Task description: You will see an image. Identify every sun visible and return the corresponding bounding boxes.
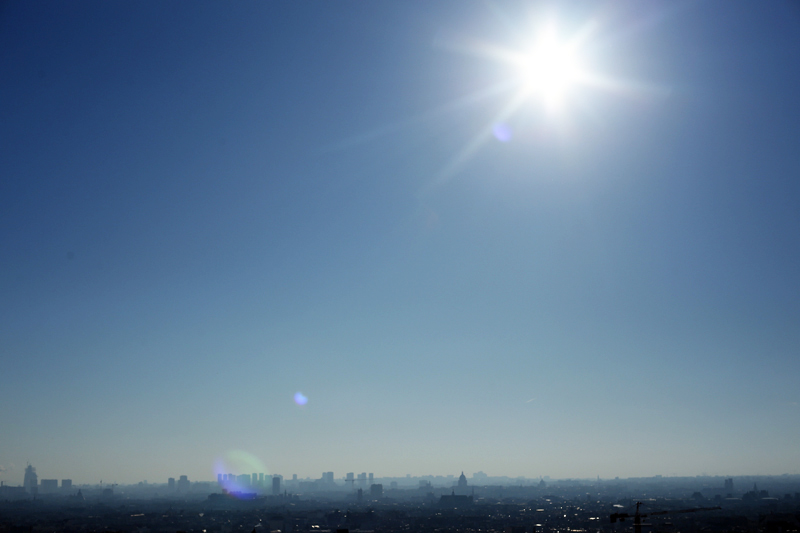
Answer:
[418,14,643,192]
[516,25,583,110]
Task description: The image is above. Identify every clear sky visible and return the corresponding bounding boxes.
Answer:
[2,1,800,485]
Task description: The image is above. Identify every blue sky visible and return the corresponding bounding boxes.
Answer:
[1,1,800,485]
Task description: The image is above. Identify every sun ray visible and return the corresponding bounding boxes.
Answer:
[321,80,516,154]
[419,13,655,195]
[421,88,530,197]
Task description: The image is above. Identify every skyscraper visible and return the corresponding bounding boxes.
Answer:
[23,465,37,494]
[272,475,280,495]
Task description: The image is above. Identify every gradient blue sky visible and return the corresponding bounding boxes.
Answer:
[2,1,800,485]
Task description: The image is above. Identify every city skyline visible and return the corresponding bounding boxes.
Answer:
[3,470,797,533]
[2,2,799,485]
[4,462,799,488]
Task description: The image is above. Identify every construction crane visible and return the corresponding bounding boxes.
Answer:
[610,501,721,533]
[345,476,369,490]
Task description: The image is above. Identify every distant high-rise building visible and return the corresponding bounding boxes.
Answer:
[259,473,264,484]
[168,478,175,490]
[358,472,367,486]
[272,475,281,495]
[370,484,383,498]
[323,472,334,484]
[23,465,37,494]
[177,475,190,492]
[346,472,354,486]
[217,474,223,484]
[253,473,259,486]
[61,479,72,491]
[369,473,374,485]
[725,478,734,492]
[237,474,251,486]
[40,479,58,493]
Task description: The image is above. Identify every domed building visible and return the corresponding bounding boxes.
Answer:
[441,472,473,506]
[453,471,470,495]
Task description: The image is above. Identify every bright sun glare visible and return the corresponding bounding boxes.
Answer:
[424,14,639,191]
[517,25,583,109]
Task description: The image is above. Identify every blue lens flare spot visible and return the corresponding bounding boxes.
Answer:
[294,392,308,406]
[212,450,269,498]
[492,123,513,142]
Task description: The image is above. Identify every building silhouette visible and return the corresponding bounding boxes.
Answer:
[23,465,37,494]
[40,479,58,493]
[453,471,469,495]
[440,490,474,508]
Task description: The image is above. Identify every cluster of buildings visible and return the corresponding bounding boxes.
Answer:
[166,475,191,493]
[214,472,391,501]
[0,465,73,498]
[217,472,284,495]
[4,474,800,533]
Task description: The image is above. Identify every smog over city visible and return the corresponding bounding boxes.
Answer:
[2,1,800,531]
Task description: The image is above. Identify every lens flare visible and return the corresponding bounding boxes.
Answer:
[492,123,513,142]
[213,450,269,498]
[294,392,308,406]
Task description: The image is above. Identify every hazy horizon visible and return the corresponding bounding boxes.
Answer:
[2,2,799,487]
[5,465,800,488]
